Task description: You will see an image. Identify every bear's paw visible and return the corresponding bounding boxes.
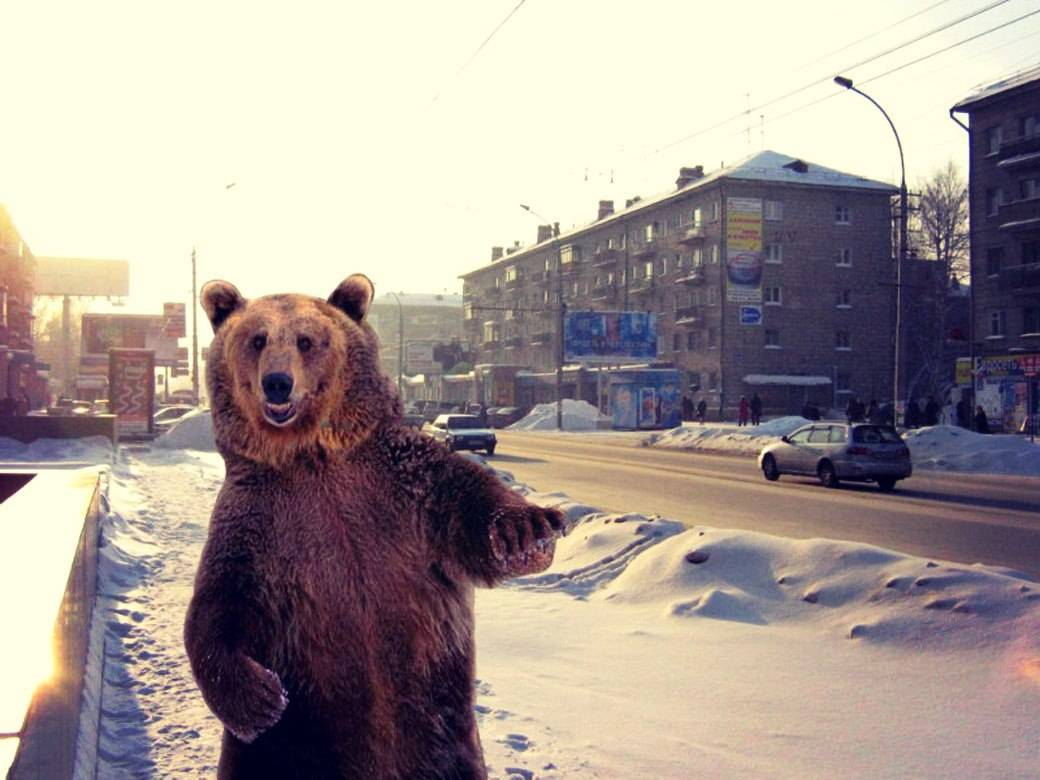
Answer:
[488,505,566,578]
[220,657,289,744]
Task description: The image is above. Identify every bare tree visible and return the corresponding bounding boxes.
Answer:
[906,160,970,401]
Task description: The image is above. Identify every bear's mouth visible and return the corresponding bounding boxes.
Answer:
[263,401,298,426]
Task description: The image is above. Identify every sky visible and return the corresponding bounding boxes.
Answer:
[3,0,1040,321]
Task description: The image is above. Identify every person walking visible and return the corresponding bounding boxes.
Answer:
[974,405,990,434]
[956,396,971,429]
[681,394,694,423]
[738,396,750,427]
[924,396,940,427]
[750,393,762,426]
[696,398,707,425]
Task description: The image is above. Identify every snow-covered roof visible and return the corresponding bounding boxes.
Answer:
[743,374,832,386]
[953,62,1040,112]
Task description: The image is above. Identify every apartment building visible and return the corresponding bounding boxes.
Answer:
[952,64,1040,432]
[461,151,897,417]
[0,205,42,406]
[368,292,466,380]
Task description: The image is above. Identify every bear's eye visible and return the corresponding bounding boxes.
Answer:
[252,334,266,351]
[297,336,313,353]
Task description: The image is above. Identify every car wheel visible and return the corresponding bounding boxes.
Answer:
[817,461,840,488]
[762,455,780,481]
[486,444,496,456]
[876,477,897,492]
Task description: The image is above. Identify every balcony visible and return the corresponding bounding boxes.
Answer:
[998,197,1040,232]
[631,238,660,259]
[504,336,523,349]
[485,285,502,297]
[998,134,1040,170]
[504,276,524,289]
[561,262,583,278]
[628,278,654,295]
[591,247,621,266]
[529,330,553,345]
[481,338,500,348]
[673,266,705,285]
[998,262,1040,293]
[674,306,703,326]
[675,225,706,244]
[591,285,617,302]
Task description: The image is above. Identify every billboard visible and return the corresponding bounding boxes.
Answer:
[405,342,437,374]
[163,303,186,339]
[564,311,657,363]
[35,256,130,297]
[608,369,682,430]
[109,349,155,437]
[725,198,763,303]
[82,312,185,368]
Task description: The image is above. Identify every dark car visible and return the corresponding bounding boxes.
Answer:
[488,406,527,428]
[424,414,496,455]
[422,401,463,423]
[758,422,912,492]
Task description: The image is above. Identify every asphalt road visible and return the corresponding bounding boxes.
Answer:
[491,430,1040,580]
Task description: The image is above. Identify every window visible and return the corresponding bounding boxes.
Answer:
[644,223,657,242]
[1027,241,1040,265]
[708,327,718,348]
[675,253,686,269]
[709,371,719,390]
[673,332,682,351]
[544,257,552,272]
[710,244,719,264]
[687,331,697,350]
[764,243,782,264]
[989,310,1006,338]
[764,200,783,221]
[606,271,615,285]
[709,201,720,222]
[1023,113,1040,138]
[764,285,782,305]
[560,245,581,265]
[765,329,781,348]
[837,289,852,308]
[464,303,475,320]
[986,247,1004,276]
[707,286,718,305]
[808,428,831,444]
[835,205,851,224]
[658,256,668,275]
[571,282,579,297]
[836,330,851,350]
[1023,306,1040,335]
[505,265,519,282]
[692,247,704,266]
[986,188,1004,216]
[1022,178,1039,200]
[692,207,703,227]
[788,428,812,444]
[483,322,499,343]
[986,125,1003,155]
[644,260,655,278]
[836,372,851,393]
[836,248,852,267]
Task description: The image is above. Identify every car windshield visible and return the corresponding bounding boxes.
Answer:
[446,416,482,429]
[853,425,902,444]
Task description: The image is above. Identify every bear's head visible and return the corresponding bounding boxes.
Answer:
[201,274,400,467]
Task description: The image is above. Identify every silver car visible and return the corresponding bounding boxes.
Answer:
[424,414,497,456]
[758,423,911,492]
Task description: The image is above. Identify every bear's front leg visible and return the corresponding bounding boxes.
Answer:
[486,503,566,578]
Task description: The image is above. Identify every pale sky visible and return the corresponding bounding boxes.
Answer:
[3,0,1039,320]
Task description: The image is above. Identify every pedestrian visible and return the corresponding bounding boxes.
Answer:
[737,396,750,427]
[681,394,694,423]
[801,401,819,421]
[924,396,940,427]
[904,398,920,429]
[974,405,990,434]
[846,396,859,424]
[750,392,762,426]
[696,398,707,425]
[956,396,971,429]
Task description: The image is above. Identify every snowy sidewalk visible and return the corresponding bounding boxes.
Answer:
[80,444,1040,779]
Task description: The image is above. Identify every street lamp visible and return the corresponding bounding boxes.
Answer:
[834,75,908,424]
[520,204,564,430]
[387,291,404,394]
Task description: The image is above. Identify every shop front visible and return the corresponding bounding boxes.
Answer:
[973,353,1039,434]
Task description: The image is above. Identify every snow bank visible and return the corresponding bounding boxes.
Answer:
[155,409,216,451]
[645,415,809,456]
[902,425,1040,477]
[0,435,113,463]
[507,399,610,431]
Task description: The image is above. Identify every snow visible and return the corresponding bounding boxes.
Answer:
[45,438,1035,779]
[154,409,216,452]
[647,420,1040,477]
[507,399,610,431]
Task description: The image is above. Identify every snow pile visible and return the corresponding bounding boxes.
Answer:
[507,399,610,431]
[0,435,113,463]
[155,409,217,452]
[644,415,810,455]
[901,425,1040,476]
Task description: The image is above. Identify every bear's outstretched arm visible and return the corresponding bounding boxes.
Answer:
[184,506,288,744]
[419,444,566,587]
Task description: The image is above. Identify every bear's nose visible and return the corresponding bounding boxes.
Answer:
[262,372,294,404]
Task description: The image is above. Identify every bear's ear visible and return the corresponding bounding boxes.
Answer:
[201,280,246,331]
[328,274,374,323]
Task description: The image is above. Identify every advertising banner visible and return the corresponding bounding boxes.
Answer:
[726,198,763,303]
[405,342,437,374]
[109,349,155,437]
[564,311,657,363]
[163,302,186,339]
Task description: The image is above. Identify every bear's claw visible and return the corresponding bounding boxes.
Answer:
[488,505,565,577]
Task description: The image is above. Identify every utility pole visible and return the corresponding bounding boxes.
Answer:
[554,222,564,431]
[191,246,199,405]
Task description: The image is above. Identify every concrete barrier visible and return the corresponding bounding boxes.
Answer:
[0,469,103,779]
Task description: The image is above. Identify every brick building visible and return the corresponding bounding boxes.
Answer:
[461,151,898,418]
[0,205,42,408]
[952,65,1040,432]
[368,292,466,385]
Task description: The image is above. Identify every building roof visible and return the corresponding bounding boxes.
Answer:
[370,292,463,309]
[952,62,1040,112]
[461,150,896,279]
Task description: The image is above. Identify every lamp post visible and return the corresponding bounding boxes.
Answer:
[834,76,908,424]
[520,204,564,430]
[387,291,404,394]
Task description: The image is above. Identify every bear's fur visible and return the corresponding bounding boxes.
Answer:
[184,275,564,779]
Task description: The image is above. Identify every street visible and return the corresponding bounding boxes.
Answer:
[493,430,1040,580]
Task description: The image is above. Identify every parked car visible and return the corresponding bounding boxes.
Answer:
[153,404,196,433]
[423,414,496,455]
[758,422,911,492]
[402,403,425,429]
[488,406,527,429]
[422,401,464,423]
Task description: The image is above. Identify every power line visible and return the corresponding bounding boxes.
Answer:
[650,0,1013,156]
[430,0,528,105]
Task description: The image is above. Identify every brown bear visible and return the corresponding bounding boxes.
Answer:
[184,274,564,779]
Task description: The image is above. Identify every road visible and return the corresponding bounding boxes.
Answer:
[491,430,1040,580]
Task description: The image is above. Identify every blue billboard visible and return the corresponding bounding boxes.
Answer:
[564,311,658,363]
[609,369,682,430]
